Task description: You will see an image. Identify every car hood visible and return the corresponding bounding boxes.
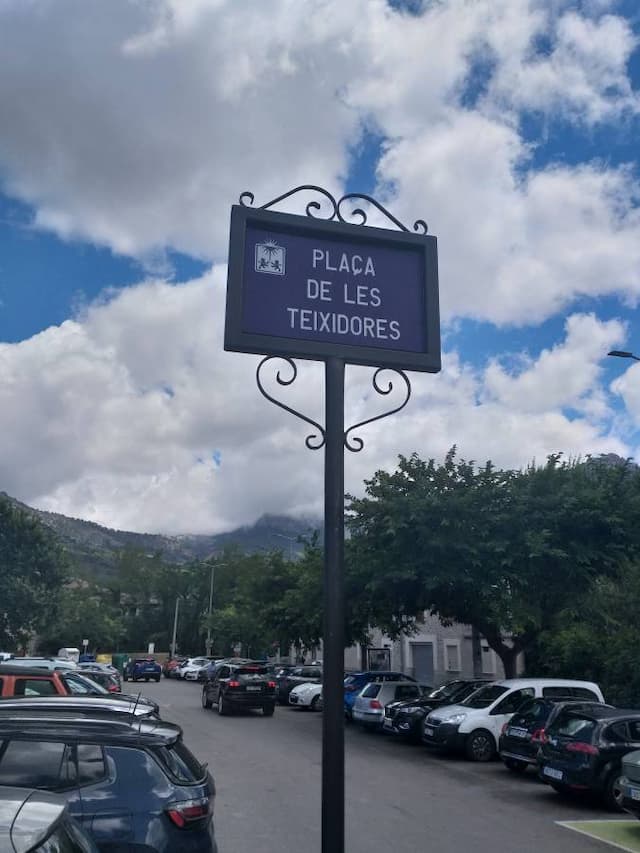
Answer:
[388,699,433,712]
[428,703,470,721]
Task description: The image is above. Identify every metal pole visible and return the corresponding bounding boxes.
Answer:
[170,596,180,659]
[322,356,345,853]
[206,564,215,656]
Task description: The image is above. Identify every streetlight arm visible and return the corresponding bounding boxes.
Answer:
[608,350,640,361]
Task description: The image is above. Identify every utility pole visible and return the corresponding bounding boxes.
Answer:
[170,596,180,659]
[206,564,215,656]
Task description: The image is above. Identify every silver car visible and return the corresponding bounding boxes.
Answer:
[353,680,423,728]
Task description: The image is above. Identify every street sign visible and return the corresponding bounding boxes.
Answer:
[225,205,440,372]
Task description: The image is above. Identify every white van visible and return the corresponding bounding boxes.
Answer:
[57,647,80,663]
[422,678,604,761]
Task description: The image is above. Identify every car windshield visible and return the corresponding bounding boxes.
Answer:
[237,666,268,676]
[63,672,108,695]
[426,682,466,701]
[461,685,508,708]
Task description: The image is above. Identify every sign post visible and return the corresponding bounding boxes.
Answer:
[225,186,440,853]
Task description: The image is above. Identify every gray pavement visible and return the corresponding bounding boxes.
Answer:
[144,678,613,852]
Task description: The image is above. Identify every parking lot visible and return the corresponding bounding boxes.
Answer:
[146,678,621,853]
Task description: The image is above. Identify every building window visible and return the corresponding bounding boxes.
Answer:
[444,641,461,672]
[481,643,495,674]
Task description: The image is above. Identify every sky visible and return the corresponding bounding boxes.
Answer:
[0,0,639,535]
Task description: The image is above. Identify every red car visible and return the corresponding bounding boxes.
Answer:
[163,657,186,678]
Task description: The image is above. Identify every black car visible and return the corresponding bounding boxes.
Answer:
[500,698,611,773]
[275,665,322,705]
[538,705,640,809]
[620,750,640,818]
[384,679,491,743]
[0,707,218,852]
[0,787,98,852]
[72,667,122,693]
[202,661,277,716]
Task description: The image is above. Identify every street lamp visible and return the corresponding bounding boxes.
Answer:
[205,561,226,657]
[608,350,640,361]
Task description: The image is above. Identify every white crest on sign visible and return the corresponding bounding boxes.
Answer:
[255,239,286,275]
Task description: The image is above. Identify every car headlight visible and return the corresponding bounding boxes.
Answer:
[440,713,467,724]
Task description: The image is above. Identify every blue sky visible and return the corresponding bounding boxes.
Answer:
[0,0,639,533]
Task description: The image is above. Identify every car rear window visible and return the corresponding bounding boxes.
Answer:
[153,741,206,784]
[549,713,597,743]
[362,684,381,699]
[237,666,268,676]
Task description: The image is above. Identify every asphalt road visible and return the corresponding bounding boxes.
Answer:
[143,678,613,853]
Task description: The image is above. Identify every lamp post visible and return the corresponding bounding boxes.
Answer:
[608,350,640,362]
[205,561,226,657]
[170,596,180,659]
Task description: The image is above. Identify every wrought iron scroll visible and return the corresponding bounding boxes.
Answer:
[343,369,411,452]
[256,356,326,450]
[240,186,427,234]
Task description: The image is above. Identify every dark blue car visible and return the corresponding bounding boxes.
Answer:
[123,657,162,682]
[0,708,217,852]
[344,671,416,719]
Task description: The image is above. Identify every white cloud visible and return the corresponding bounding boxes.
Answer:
[0,278,631,532]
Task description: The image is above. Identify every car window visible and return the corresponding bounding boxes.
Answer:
[362,684,381,698]
[217,666,230,679]
[492,688,535,715]
[15,678,58,697]
[74,744,107,785]
[628,721,640,741]
[153,741,206,784]
[570,687,600,701]
[461,685,509,708]
[605,723,628,743]
[550,713,597,743]
[63,673,105,695]
[0,739,66,788]
[302,668,321,679]
[395,685,420,701]
[543,687,579,699]
[237,666,268,676]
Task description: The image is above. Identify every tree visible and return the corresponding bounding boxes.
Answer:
[38,583,126,654]
[348,449,640,677]
[0,494,67,650]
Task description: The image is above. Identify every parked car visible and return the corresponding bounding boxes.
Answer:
[344,671,416,720]
[4,657,78,671]
[0,787,98,853]
[538,704,640,810]
[353,681,423,729]
[0,695,159,719]
[289,682,323,710]
[202,661,276,716]
[620,750,640,818]
[77,661,119,677]
[72,667,122,693]
[0,707,218,852]
[0,665,159,714]
[276,664,322,704]
[123,657,162,682]
[499,697,611,773]
[423,678,605,762]
[384,679,491,743]
[163,657,187,678]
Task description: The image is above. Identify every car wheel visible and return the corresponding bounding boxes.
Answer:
[504,758,528,773]
[202,689,212,709]
[263,704,275,717]
[465,730,496,762]
[218,694,229,716]
[605,769,625,811]
[155,676,160,682]
[310,696,320,712]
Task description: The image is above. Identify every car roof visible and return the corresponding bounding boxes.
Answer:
[0,708,181,745]
[557,705,640,722]
[0,696,156,716]
[0,665,64,677]
[487,678,601,689]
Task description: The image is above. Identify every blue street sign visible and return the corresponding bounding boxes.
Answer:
[225,205,440,373]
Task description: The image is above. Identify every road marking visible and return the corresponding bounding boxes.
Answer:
[558,820,640,852]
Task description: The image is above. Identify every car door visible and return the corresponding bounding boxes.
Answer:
[488,688,536,741]
[79,745,135,846]
[213,665,230,702]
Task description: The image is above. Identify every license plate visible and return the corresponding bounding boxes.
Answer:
[508,727,529,739]
[543,766,563,781]
[246,686,261,692]
[424,726,435,737]
[631,788,640,802]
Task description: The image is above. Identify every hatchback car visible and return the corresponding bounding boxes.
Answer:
[288,682,322,710]
[123,657,162,682]
[499,697,611,773]
[344,671,416,720]
[538,705,640,809]
[0,787,98,853]
[353,681,423,729]
[202,661,277,716]
[384,679,490,743]
[276,665,322,704]
[0,708,218,852]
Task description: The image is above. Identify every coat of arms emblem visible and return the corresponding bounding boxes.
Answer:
[255,239,286,275]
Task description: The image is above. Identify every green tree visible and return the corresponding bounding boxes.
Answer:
[348,449,640,677]
[0,495,67,650]
[38,583,126,654]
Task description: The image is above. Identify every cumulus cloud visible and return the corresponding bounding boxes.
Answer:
[0,278,630,532]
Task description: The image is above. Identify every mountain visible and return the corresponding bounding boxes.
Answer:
[1,492,321,579]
